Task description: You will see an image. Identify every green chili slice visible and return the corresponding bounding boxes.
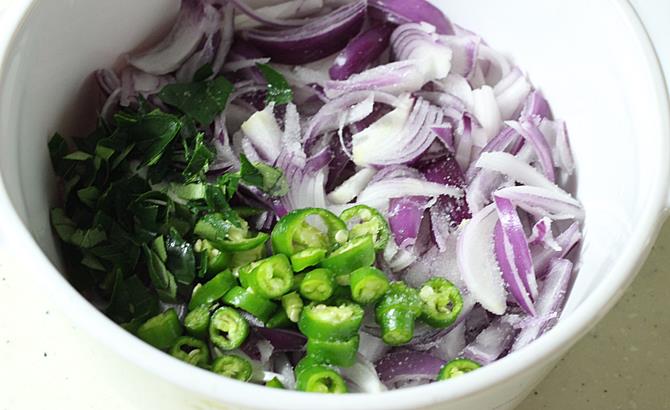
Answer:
[296,363,347,393]
[194,239,231,274]
[419,277,463,328]
[239,254,294,299]
[375,282,422,346]
[136,309,182,350]
[266,377,285,389]
[222,286,277,323]
[212,354,253,382]
[188,270,236,310]
[170,336,210,367]
[299,268,336,303]
[350,267,390,305]
[266,309,292,329]
[209,307,249,350]
[298,303,364,340]
[281,291,304,323]
[437,358,481,380]
[340,205,390,251]
[194,213,269,252]
[306,335,360,368]
[320,235,375,284]
[271,208,348,256]
[184,305,211,339]
[290,247,327,272]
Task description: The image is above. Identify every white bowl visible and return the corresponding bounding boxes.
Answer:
[0,0,668,409]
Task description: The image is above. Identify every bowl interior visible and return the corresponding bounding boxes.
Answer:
[0,0,668,408]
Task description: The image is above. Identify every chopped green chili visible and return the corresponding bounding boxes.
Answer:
[419,277,463,328]
[209,307,249,350]
[194,213,269,252]
[212,354,253,382]
[188,270,236,310]
[136,309,182,350]
[320,235,376,284]
[340,205,390,251]
[306,335,360,367]
[266,309,292,329]
[222,286,277,323]
[290,247,327,272]
[194,239,231,274]
[239,254,294,299]
[350,266,390,305]
[375,282,422,346]
[170,336,210,367]
[281,291,304,323]
[298,303,364,340]
[271,208,348,256]
[265,377,285,389]
[295,357,347,394]
[299,268,336,302]
[437,358,481,380]
[184,305,211,339]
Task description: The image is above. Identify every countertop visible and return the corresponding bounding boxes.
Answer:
[1,1,669,409]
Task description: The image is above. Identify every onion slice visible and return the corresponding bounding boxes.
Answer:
[368,0,455,35]
[457,204,507,314]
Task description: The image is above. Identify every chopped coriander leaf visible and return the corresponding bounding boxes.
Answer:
[239,154,289,197]
[159,76,233,126]
[257,63,293,105]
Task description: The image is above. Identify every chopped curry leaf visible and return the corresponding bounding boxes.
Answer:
[257,63,293,105]
[159,76,233,126]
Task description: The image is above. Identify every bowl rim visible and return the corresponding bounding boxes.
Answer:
[0,0,669,408]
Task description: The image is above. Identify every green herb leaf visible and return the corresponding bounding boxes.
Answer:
[239,154,289,197]
[165,228,196,286]
[51,208,76,242]
[48,133,69,176]
[257,63,293,105]
[127,110,182,167]
[69,227,107,249]
[159,76,234,126]
[182,133,214,183]
[106,273,159,323]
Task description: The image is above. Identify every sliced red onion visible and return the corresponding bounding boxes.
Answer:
[242,0,366,65]
[388,196,429,248]
[327,167,377,205]
[457,204,507,315]
[476,44,512,86]
[528,217,561,251]
[506,120,555,182]
[475,152,562,194]
[255,327,307,352]
[95,69,120,95]
[494,185,584,221]
[128,0,218,75]
[430,322,467,361]
[356,176,462,212]
[375,350,446,387]
[494,68,532,120]
[229,0,322,29]
[303,90,398,146]
[402,243,464,290]
[324,60,432,99]
[493,221,536,316]
[461,317,515,365]
[440,35,480,78]
[432,125,454,152]
[512,258,573,351]
[455,114,474,171]
[435,74,474,112]
[554,120,575,177]
[391,23,453,81]
[531,222,581,277]
[368,0,455,35]
[464,126,518,182]
[272,353,297,389]
[240,104,283,163]
[340,354,386,393]
[419,153,471,248]
[465,169,506,215]
[351,96,444,167]
[358,332,390,364]
[470,85,503,147]
[100,88,121,123]
[330,23,396,81]
[520,90,552,121]
[120,67,175,107]
[494,196,538,301]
